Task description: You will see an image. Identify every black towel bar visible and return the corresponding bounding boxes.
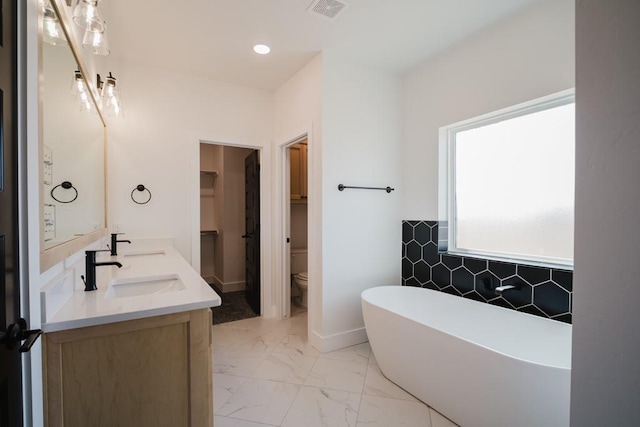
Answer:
[338,184,394,193]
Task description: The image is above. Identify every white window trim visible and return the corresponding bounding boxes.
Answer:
[438,89,575,269]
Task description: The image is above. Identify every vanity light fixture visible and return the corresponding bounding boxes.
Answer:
[70,70,93,112]
[43,0,68,46]
[70,70,86,96]
[97,72,124,118]
[253,44,271,55]
[82,20,110,56]
[70,70,124,116]
[73,0,109,55]
[72,0,104,31]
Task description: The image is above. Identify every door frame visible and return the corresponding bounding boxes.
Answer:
[279,133,309,319]
[2,0,33,423]
[275,124,315,326]
[189,134,273,317]
[17,0,34,424]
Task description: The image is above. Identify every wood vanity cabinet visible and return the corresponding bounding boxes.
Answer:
[290,142,308,203]
[42,309,213,427]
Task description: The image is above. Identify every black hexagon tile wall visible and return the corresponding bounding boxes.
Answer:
[402,220,572,324]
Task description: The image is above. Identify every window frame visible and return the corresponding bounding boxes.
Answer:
[438,89,575,269]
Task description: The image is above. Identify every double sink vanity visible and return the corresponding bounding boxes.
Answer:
[40,237,221,427]
[36,3,220,426]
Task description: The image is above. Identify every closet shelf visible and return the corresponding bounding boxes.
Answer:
[200,170,217,197]
[200,230,218,236]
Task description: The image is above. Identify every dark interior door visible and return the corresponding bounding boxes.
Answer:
[244,150,260,314]
[0,0,23,425]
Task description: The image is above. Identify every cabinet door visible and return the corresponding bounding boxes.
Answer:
[290,144,308,203]
[43,310,212,427]
[289,146,303,201]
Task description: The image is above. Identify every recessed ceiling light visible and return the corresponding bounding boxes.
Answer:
[253,44,271,55]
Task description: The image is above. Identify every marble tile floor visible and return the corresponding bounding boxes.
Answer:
[212,307,459,427]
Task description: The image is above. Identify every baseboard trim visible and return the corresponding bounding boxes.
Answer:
[221,281,246,293]
[310,327,369,353]
[207,275,246,293]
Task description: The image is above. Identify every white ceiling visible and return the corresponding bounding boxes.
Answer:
[102,0,543,91]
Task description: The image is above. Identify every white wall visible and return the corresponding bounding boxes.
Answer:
[319,52,402,350]
[106,60,274,262]
[275,52,402,351]
[571,1,640,425]
[401,0,575,221]
[274,55,323,154]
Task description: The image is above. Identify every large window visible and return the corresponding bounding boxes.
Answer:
[438,90,575,267]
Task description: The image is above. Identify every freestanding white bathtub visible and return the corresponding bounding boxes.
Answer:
[362,286,571,427]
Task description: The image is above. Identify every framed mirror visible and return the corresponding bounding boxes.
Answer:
[40,0,106,271]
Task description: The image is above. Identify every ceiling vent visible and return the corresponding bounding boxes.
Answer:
[307,0,349,21]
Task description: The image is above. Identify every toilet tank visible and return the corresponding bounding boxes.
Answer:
[290,249,308,274]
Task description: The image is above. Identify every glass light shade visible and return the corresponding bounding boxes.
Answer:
[102,93,123,117]
[72,0,103,31]
[100,74,117,99]
[82,21,110,56]
[100,73,123,118]
[43,2,68,46]
[76,91,93,112]
[70,70,95,113]
[70,70,86,97]
[105,99,123,118]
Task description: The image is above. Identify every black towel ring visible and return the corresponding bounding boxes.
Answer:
[131,184,152,205]
[50,181,78,203]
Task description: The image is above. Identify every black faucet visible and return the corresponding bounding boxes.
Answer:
[110,233,132,256]
[82,250,123,291]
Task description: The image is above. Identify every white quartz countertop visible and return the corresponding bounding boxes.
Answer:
[41,243,221,333]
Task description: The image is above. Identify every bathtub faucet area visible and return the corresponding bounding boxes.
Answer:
[494,283,521,295]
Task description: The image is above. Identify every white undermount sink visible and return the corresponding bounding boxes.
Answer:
[105,274,185,298]
[122,249,166,257]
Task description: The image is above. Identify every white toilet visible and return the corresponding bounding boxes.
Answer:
[291,249,308,307]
